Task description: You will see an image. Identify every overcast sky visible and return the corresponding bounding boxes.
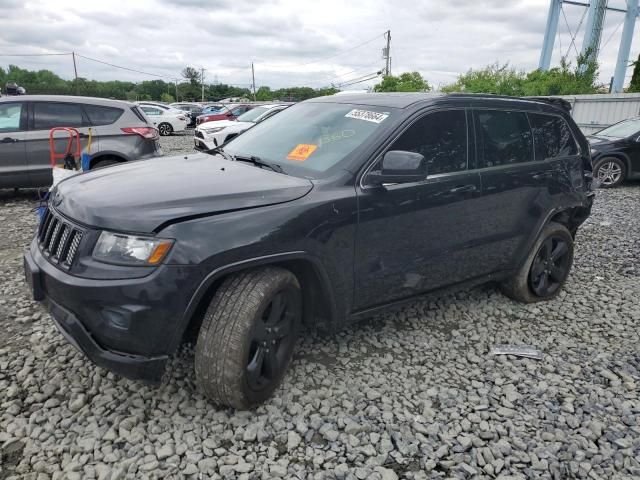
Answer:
[1,0,638,91]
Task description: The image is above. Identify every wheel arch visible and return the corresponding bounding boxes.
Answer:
[89,152,128,169]
[173,252,338,350]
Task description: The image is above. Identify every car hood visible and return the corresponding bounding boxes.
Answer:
[587,135,617,147]
[53,153,313,233]
[198,119,237,130]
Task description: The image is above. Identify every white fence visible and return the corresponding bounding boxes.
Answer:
[557,93,640,135]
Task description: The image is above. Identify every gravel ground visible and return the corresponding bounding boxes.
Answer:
[1,133,639,479]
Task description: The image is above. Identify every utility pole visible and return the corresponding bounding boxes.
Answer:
[251,62,256,101]
[201,67,205,102]
[175,79,178,101]
[383,30,391,76]
[72,51,79,94]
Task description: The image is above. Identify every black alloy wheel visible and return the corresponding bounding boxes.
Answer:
[246,288,300,392]
[528,235,571,297]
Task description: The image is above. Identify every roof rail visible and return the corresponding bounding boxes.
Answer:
[526,96,572,112]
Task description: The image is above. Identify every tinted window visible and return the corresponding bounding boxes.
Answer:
[529,113,578,160]
[33,103,84,130]
[388,109,467,175]
[474,110,533,167]
[0,103,23,132]
[84,105,123,126]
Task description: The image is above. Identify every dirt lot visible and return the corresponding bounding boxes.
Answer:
[1,133,639,479]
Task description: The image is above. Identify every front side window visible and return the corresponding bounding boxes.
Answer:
[388,109,468,175]
[474,110,533,167]
[33,102,84,130]
[0,103,23,132]
[225,102,394,178]
[529,113,578,160]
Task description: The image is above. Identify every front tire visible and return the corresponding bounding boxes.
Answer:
[91,158,120,170]
[593,157,626,188]
[500,222,574,303]
[158,122,173,136]
[195,267,302,409]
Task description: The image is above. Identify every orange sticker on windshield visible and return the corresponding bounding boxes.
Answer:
[287,144,317,161]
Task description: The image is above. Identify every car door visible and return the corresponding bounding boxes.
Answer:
[25,101,92,186]
[0,101,29,188]
[473,108,549,272]
[354,108,486,310]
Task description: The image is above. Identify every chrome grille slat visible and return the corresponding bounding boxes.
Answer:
[37,208,85,269]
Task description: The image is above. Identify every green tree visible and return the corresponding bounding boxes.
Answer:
[182,66,200,86]
[628,54,640,93]
[160,92,175,103]
[441,63,525,95]
[373,72,430,92]
[255,86,273,101]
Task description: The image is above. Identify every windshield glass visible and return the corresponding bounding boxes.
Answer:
[237,106,270,123]
[203,106,225,113]
[224,102,393,178]
[596,118,640,138]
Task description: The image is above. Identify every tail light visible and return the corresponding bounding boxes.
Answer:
[121,127,158,139]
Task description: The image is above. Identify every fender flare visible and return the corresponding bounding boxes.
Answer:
[167,251,339,352]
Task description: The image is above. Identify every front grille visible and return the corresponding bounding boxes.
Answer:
[38,208,84,269]
[195,130,204,139]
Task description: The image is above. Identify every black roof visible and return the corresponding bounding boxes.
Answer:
[309,92,570,112]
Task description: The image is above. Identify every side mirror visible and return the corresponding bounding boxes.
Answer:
[366,150,427,186]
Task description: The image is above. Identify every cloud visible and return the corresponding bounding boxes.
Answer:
[0,0,637,90]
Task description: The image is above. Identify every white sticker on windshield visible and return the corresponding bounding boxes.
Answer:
[344,109,389,124]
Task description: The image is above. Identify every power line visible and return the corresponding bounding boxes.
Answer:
[334,71,382,88]
[259,32,384,69]
[601,17,626,50]
[74,53,179,80]
[0,52,71,57]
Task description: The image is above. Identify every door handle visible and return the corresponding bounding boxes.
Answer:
[1,137,18,143]
[449,184,477,193]
[532,171,550,180]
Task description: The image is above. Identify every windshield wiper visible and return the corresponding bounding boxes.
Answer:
[234,155,285,174]
[207,145,234,162]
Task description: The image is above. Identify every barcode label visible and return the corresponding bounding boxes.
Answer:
[344,109,389,124]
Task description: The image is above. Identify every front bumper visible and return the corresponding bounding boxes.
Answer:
[24,240,200,382]
[194,133,215,151]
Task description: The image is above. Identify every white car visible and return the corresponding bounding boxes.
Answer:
[194,104,288,150]
[139,105,189,136]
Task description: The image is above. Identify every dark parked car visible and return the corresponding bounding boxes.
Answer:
[170,103,204,127]
[587,116,640,187]
[0,95,161,189]
[24,93,595,409]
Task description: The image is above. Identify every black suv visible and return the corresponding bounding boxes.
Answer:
[24,93,595,408]
[587,116,640,187]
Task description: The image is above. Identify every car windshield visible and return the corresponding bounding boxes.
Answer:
[224,102,393,178]
[204,106,225,113]
[596,118,640,138]
[236,106,271,123]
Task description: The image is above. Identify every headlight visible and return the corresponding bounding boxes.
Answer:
[93,232,174,266]
[203,127,225,134]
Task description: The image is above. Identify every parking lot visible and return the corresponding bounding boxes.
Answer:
[1,130,639,480]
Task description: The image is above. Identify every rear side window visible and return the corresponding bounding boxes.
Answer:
[84,105,123,126]
[130,106,148,123]
[33,102,84,130]
[0,103,23,132]
[389,109,468,175]
[474,110,533,167]
[528,113,578,160]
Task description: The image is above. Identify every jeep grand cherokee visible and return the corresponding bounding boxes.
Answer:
[24,93,595,409]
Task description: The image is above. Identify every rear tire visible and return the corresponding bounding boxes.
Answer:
[195,267,302,409]
[158,123,173,136]
[593,157,626,188]
[91,158,120,170]
[500,222,574,303]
